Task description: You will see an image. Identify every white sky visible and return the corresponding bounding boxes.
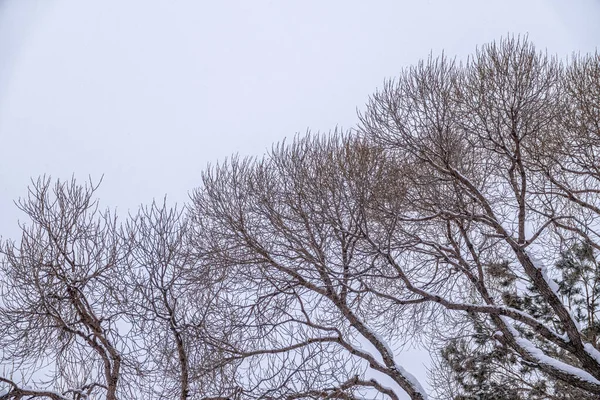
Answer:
[0,0,599,397]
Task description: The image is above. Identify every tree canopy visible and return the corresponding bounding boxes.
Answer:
[1,37,600,400]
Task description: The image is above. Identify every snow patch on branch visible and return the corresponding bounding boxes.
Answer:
[354,315,428,399]
[516,336,600,385]
[584,343,600,366]
[371,331,394,359]
[502,318,600,386]
[527,252,560,294]
[392,363,428,399]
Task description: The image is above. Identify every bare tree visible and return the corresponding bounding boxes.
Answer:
[0,179,242,400]
[359,36,600,396]
[190,134,429,400]
[124,200,239,400]
[188,37,600,399]
[0,177,133,400]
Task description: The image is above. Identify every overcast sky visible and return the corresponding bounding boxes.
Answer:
[0,0,599,396]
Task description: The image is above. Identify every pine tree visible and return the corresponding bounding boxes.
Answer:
[434,242,600,399]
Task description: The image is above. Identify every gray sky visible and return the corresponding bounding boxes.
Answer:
[0,0,599,397]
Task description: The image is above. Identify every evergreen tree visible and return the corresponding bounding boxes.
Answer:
[434,242,600,399]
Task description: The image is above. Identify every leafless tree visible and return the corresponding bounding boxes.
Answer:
[189,37,600,399]
[124,200,240,400]
[0,177,134,400]
[190,134,429,400]
[359,36,600,396]
[0,178,241,400]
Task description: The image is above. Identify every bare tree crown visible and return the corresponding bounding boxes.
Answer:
[2,37,600,400]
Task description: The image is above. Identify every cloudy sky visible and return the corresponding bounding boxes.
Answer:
[0,0,599,396]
